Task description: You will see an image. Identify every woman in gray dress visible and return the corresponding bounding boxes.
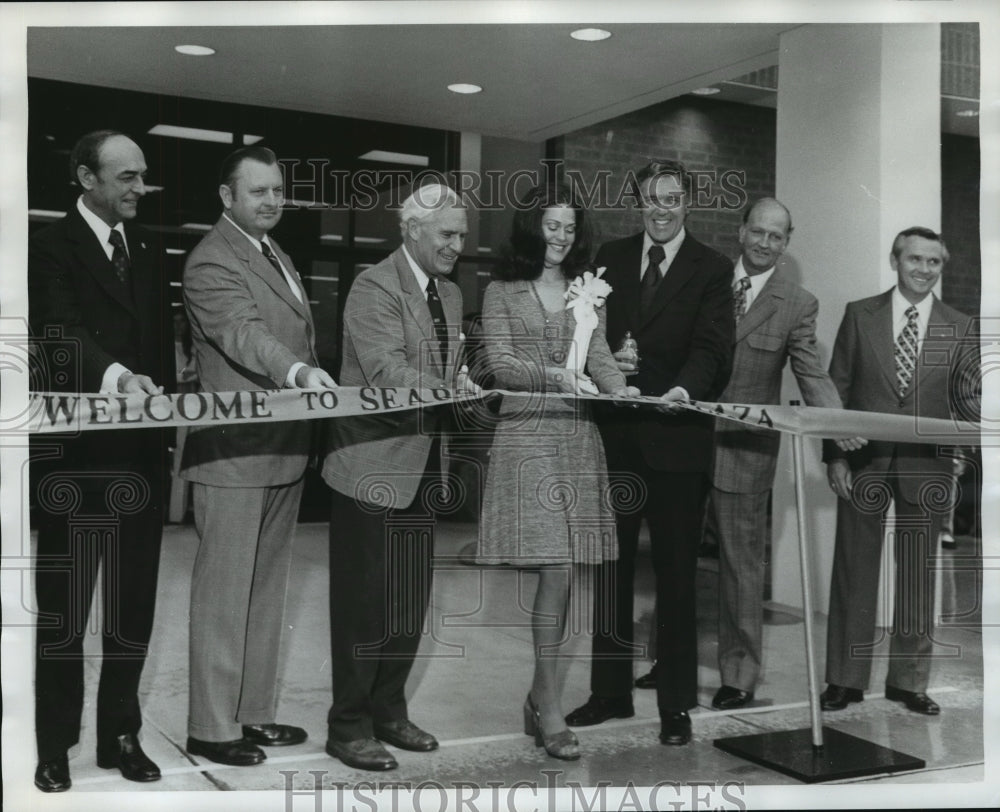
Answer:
[477,183,638,759]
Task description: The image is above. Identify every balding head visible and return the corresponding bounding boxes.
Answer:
[738,198,793,275]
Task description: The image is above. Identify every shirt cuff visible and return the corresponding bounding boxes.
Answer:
[673,386,690,401]
[286,362,307,388]
[100,363,130,394]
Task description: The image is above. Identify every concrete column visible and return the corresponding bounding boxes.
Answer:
[771,24,941,621]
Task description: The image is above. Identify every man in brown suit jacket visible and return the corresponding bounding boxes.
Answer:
[181,146,336,766]
[322,184,476,771]
[708,199,857,711]
[820,226,979,716]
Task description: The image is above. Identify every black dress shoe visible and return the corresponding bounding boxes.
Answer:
[97,733,161,782]
[374,720,439,751]
[34,756,70,792]
[820,684,864,710]
[712,686,754,710]
[885,685,940,715]
[635,663,657,689]
[659,711,692,746]
[565,695,634,727]
[326,738,398,771]
[186,736,266,766]
[242,723,308,746]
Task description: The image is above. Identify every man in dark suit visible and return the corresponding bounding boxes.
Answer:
[708,198,862,711]
[29,130,174,791]
[181,146,336,766]
[820,226,979,716]
[566,160,734,745]
[322,184,475,771]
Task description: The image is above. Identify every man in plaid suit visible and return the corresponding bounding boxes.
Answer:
[709,198,856,711]
[322,184,477,771]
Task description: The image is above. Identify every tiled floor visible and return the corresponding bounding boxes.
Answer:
[16,518,987,806]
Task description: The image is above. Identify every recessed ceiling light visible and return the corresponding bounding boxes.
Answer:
[448,83,482,95]
[175,44,215,56]
[28,208,66,220]
[571,28,612,42]
[691,87,721,95]
[166,248,187,255]
[955,109,979,117]
[144,184,164,192]
[320,234,343,242]
[354,237,387,244]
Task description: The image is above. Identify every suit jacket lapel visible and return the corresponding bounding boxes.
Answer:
[736,271,784,342]
[611,233,645,330]
[640,233,700,328]
[861,290,898,392]
[66,207,139,318]
[394,248,445,377]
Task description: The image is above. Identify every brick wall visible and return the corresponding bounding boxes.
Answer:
[552,95,778,262]
[941,133,981,317]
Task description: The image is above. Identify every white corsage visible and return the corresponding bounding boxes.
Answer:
[564,267,613,374]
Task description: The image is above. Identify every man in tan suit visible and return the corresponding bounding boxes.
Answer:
[708,198,859,711]
[181,146,336,766]
[322,184,475,771]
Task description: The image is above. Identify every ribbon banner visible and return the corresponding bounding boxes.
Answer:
[23,388,982,446]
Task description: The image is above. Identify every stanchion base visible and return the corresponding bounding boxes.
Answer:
[713,726,925,783]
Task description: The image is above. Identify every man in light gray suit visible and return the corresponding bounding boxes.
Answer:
[322,184,476,771]
[709,198,861,710]
[181,146,336,766]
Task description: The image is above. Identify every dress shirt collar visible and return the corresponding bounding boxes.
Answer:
[223,212,276,255]
[77,196,127,259]
[891,285,934,342]
[733,256,775,310]
[641,227,686,277]
[401,244,432,298]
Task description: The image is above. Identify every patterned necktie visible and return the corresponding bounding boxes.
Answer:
[107,229,130,285]
[895,305,920,397]
[426,278,449,366]
[260,242,292,291]
[733,276,752,322]
[640,244,666,316]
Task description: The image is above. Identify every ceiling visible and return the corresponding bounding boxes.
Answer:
[27,24,801,142]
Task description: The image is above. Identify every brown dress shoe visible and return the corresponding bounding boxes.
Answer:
[242,723,307,746]
[187,736,266,766]
[373,720,438,751]
[325,738,398,771]
[711,686,754,710]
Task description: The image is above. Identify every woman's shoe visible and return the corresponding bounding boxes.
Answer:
[523,694,580,761]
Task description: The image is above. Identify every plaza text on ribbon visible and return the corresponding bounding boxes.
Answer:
[24,388,981,447]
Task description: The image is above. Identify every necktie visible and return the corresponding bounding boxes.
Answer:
[260,242,292,291]
[640,244,666,316]
[108,229,130,285]
[426,278,449,367]
[733,276,752,322]
[895,305,920,397]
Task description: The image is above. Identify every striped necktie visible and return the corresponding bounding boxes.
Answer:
[894,305,920,396]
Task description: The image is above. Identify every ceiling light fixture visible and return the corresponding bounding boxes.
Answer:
[358,150,430,167]
[149,124,233,144]
[570,28,612,42]
[691,87,721,95]
[175,44,215,56]
[28,208,66,220]
[243,134,264,145]
[448,83,482,95]
[354,237,387,244]
[955,109,979,117]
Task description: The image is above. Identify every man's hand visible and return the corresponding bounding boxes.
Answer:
[656,386,688,414]
[295,365,338,389]
[455,365,481,396]
[835,436,868,452]
[118,372,163,395]
[612,350,638,374]
[826,458,853,501]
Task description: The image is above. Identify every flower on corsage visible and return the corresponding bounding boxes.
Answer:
[564,266,612,314]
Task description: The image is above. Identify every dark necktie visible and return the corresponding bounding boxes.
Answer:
[895,305,920,396]
[640,244,666,316]
[426,278,449,367]
[733,276,752,322]
[108,229,130,285]
[260,242,292,291]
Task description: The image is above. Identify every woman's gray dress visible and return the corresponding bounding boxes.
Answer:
[477,279,626,566]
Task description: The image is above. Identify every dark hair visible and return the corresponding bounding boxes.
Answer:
[891,226,949,263]
[495,183,593,281]
[634,158,691,197]
[69,129,126,185]
[219,145,278,188]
